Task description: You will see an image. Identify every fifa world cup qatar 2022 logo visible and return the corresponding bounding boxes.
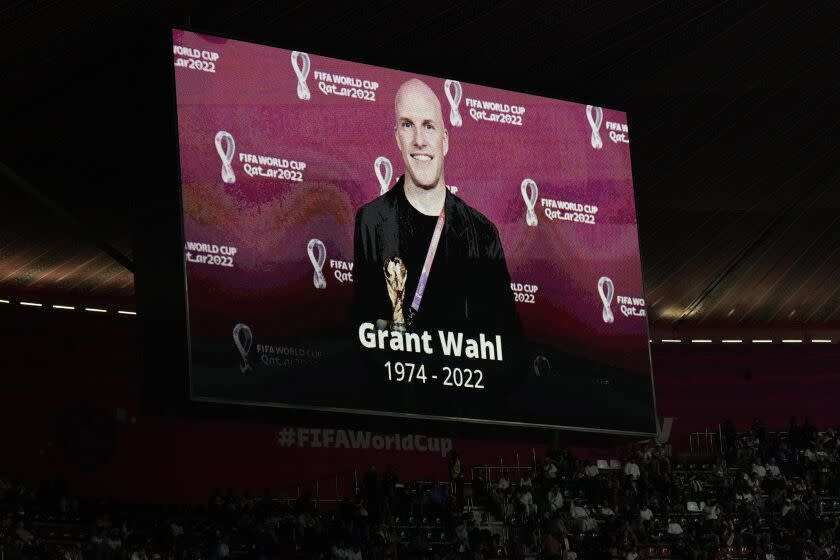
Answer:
[596,276,646,322]
[444,79,463,128]
[307,239,327,289]
[597,276,615,324]
[291,51,311,101]
[232,323,253,373]
[520,178,538,227]
[374,156,393,196]
[215,131,236,184]
[586,105,604,150]
[533,355,551,377]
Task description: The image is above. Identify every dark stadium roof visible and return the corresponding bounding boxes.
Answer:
[3,1,840,338]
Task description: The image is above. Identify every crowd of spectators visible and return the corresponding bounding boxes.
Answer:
[4,419,840,560]
[478,417,840,560]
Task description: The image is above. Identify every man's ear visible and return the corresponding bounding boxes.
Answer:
[443,128,449,157]
[394,126,401,152]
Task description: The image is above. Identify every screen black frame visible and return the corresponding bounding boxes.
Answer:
[150,24,659,438]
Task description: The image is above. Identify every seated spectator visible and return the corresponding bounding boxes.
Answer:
[331,538,348,559]
[752,461,767,479]
[638,504,654,534]
[747,472,762,493]
[355,496,369,519]
[107,528,123,554]
[624,458,641,481]
[213,530,230,559]
[765,457,782,478]
[584,461,599,478]
[655,445,672,474]
[616,520,639,558]
[544,459,558,480]
[517,487,536,516]
[15,520,34,545]
[544,519,576,560]
[455,519,470,555]
[781,498,793,517]
[791,477,807,499]
[704,500,721,521]
[599,500,616,517]
[667,519,684,535]
[736,471,752,493]
[721,518,736,547]
[689,474,704,493]
[569,500,598,532]
[497,471,511,492]
[542,524,565,560]
[548,484,564,514]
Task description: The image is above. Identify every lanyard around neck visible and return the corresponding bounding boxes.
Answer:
[406,205,445,328]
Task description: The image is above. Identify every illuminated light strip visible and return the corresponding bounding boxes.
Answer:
[641,337,826,344]
[656,338,834,344]
[0,298,132,316]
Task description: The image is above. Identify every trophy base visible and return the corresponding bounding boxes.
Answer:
[375,318,405,333]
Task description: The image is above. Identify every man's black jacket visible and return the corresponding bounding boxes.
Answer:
[352,175,520,338]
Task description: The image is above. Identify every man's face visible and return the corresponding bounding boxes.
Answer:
[395,82,448,189]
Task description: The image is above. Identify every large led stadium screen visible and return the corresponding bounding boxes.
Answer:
[172,28,656,435]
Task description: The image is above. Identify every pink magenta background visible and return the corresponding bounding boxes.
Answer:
[173,29,650,376]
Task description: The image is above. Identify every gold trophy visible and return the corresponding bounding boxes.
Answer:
[383,257,407,332]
